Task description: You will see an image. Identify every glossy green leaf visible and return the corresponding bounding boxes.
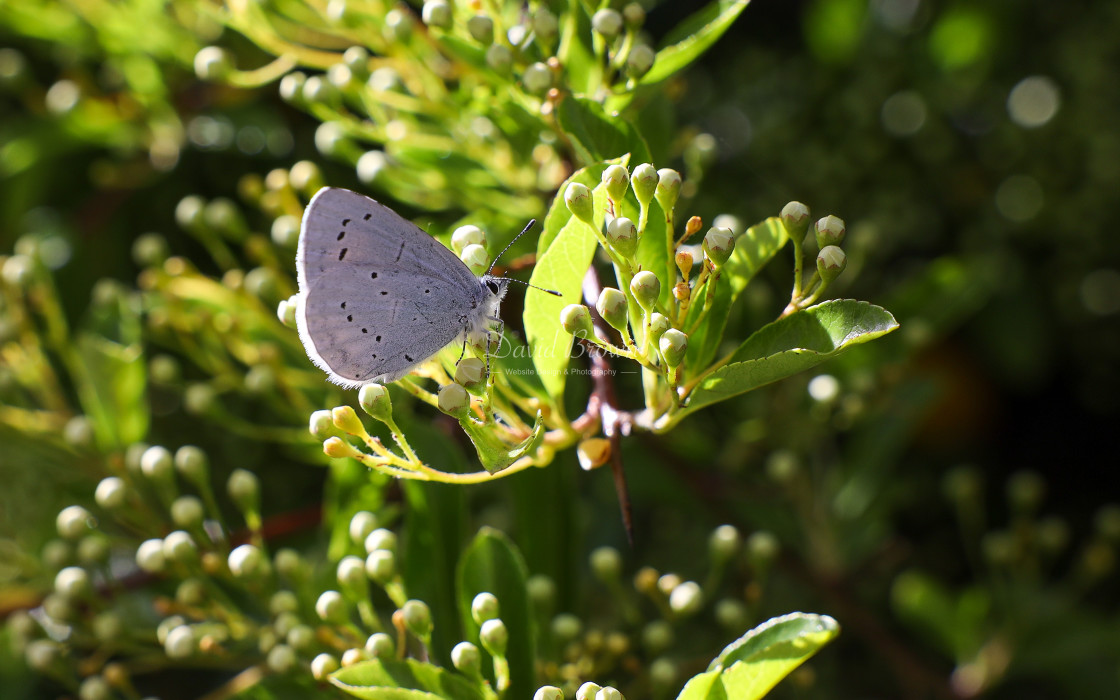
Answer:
[685,216,788,369]
[456,527,535,700]
[637,1,751,88]
[676,670,729,700]
[331,658,484,700]
[683,300,899,415]
[556,96,651,166]
[526,163,618,399]
[707,613,840,700]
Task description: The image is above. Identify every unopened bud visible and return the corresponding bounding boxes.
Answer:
[365,632,394,659]
[648,313,670,346]
[523,62,552,94]
[659,329,687,367]
[816,246,846,283]
[451,641,481,673]
[365,549,396,583]
[577,683,602,700]
[564,182,594,224]
[479,618,508,656]
[703,227,735,268]
[535,686,564,700]
[401,599,432,639]
[451,225,486,254]
[605,217,638,257]
[421,0,451,29]
[814,215,846,248]
[780,201,811,241]
[668,580,703,616]
[311,653,340,680]
[471,592,500,624]
[532,9,558,40]
[674,250,694,280]
[460,244,489,276]
[194,46,232,81]
[655,168,681,213]
[455,358,486,389]
[359,383,392,422]
[595,288,629,332]
[331,405,365,435]
[437,383,470,418]
[590,546,622,581]
[316,590,347,623]
[309,409,334,439]
[627,44,655,78]
[227,468,260,515]
[277,296,298,328]
[623,3,646,28]
[466,14,494,45]
[577,438,611,470]
[486,44,513,73]
[602,165,629,204]
[629,271,661,312]
[592,9,623,39]
[560,304,595,337]
[631,163,657,207]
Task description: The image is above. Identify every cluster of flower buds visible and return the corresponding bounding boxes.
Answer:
[780,201,848,312]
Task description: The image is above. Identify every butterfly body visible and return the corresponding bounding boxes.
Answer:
[296,187,507,388]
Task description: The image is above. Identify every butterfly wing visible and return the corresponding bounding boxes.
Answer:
[296,187,488,387]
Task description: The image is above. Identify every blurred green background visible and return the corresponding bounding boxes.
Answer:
[3,1,1119,698]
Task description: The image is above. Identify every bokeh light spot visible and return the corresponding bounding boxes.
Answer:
[1007,76,1060,128]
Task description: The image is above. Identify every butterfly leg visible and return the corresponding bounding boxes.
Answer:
[484,316,504,380]
[456,336,468,365]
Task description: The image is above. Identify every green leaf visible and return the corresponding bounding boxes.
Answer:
[72,292,147,450]
[557,1,598,95]
[526,163,615,399]
[891,570,989,660]
[400,459,468,662]
[683,300,898,415]
[685,216,788,369]
[675,670,729,700]
[459,411,546,475]
[331,658,484,700]
[555,96,651,166]
[708,612,840,700]
[630,1,751,96]
[456,527,536,700]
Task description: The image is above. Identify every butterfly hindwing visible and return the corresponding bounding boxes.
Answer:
[296,188,491,387]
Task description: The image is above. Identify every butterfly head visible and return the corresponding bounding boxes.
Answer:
[483,276,510,299]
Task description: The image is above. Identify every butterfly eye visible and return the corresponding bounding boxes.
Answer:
[486,279,504,295]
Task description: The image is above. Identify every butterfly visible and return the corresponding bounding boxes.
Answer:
[295,187,511,388]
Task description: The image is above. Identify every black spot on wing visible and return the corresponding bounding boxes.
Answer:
[371,272,378,279]
[337,231,345,241]
[363,213,372,221]
[338,248,348,260]
[342,218,351,226]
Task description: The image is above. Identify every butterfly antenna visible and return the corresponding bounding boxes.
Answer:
[487,219,562,296]
[488,219,537,274]
[505,278,562,296]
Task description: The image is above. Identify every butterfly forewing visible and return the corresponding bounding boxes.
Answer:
[296,188,490,387]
